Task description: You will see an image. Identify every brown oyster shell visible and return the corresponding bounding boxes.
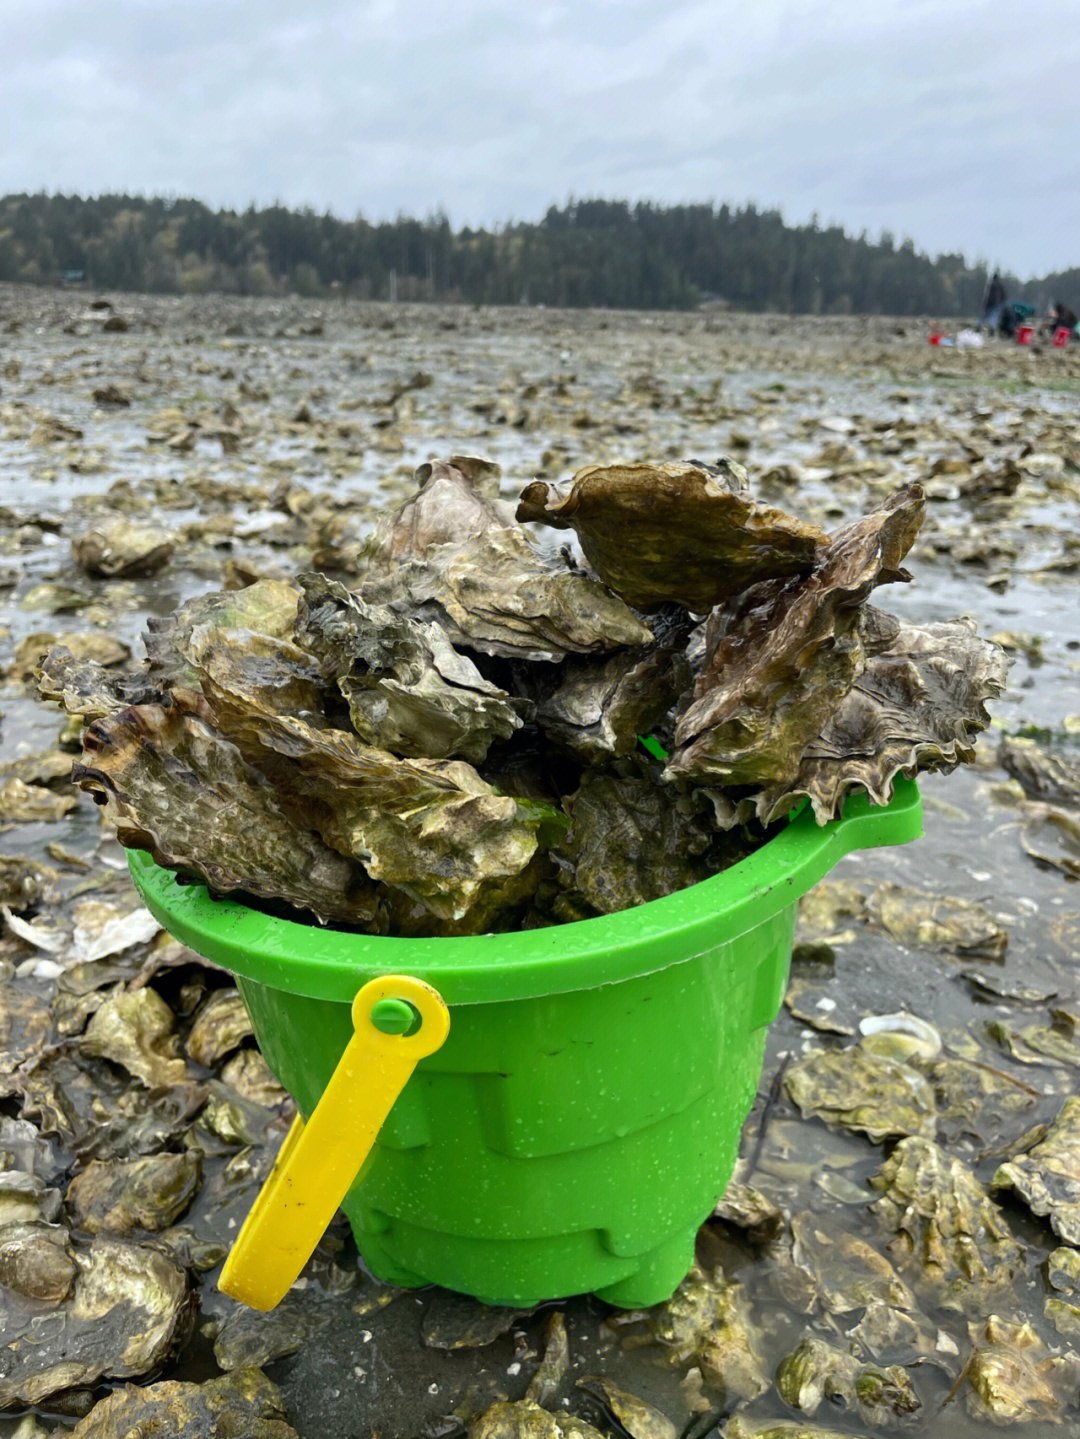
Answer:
[667,483,924,787]
[517,458,824,613]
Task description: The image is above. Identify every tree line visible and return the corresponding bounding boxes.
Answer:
[0,190,1059,316]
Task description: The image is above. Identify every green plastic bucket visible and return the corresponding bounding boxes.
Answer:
[128,777,921,1308]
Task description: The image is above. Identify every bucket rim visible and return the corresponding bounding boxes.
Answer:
[127,777,921,1004]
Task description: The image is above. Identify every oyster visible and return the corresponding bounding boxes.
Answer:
[869,1136,1023,1312]
[184,621,325,727]
[184,989,253,1067]
[643,1261,769,1401]
[143,578,303,690]
[471,1400,607,1439]
[0,1221,77,1302]
[421,1289,534,1350]
[965,1316,1080,1424]
[1020,805,1080,880]
[71,702,380,926]
[0,979,52,1098]
[72,519,174,578]
[526,1311,569,1405]
[712,1180,784,1243]
[668,485,924,786]
[38,648,155,721]
[775,1335,919,1423]
[516,459,824,613]
[212,1300,320,1371]
[220,1049,288,1107]
[295,571,525,763]
[784,1045,936,1142]
[726,1420,879,1439]
[535,608,694,762]
[366,464,652,662]
[189,698,552,923]
[576,1375,678,1439]
[552,762,735,916]
[0,1235,194,1409]
[997,735,1080,807]
[81,989,189,1089]
[64,1366,297,1438]
[8,629,129,682]
[65,1151,202,1235]
[864,883,1008,961]
[0,777,77,826]
[0,1170,62,1226]
[991,1095,1080,1245]
[929,1057,1039,1151]
[371,456,516,563]
[751,617,1011,825]
[789,1213,917,1314]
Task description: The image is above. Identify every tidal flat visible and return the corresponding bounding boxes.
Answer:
[1,285,1079,1437]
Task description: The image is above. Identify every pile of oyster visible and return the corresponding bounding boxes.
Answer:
[39,457,1009,936]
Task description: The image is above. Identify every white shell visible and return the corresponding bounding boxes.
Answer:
[858,1011,942,1062]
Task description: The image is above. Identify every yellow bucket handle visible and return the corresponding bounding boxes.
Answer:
[219,974,450,1310]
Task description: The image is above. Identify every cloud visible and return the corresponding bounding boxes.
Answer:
[3,0,1079,275]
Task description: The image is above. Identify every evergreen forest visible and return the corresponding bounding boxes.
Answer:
[0,191,1063,316]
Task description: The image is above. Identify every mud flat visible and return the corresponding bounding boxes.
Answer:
[1,285,1079,1437]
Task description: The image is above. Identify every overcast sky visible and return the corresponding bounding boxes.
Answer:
[4,0,1079,278]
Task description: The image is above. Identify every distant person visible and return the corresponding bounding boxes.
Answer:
[980,271,1007,334]
[1046,300,1078,336]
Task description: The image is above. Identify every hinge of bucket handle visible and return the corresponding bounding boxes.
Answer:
[219,974,451,1311]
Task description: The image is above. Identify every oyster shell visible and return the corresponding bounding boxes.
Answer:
[72,519,174,578]
[576,1375,678,1439]
[0,1221,76,1302]
[516,458,824,613]
[775,1335,919,1423]
[71,702,380,927]
[371,456,515,564]
[864,883,1008,961]
[190,697,551,923]
[184,989,253,1068]
[66,1151,202,1235]
[998,735,1080,807]
[644,1261,769,1401]
[471,1400,607,1438]
[81,989,189,1090]
[295,571,524,763]
[366,461,652,662]
[534,607,694,762]
[212,1300,320,1371]
[0,1235,193,1409]
[991,1095,1080,1245]
[789,1213,917,1314]
[965,1316,1080,1424]
[552,762,736,916]
[750,617,1011,825]
[668,484,924,786]
[64,1366,297,1438]
[525,1311,569,1406]
[784,1045,936,1142]
[869,1136,1023,1312]
[142,577,302,690]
